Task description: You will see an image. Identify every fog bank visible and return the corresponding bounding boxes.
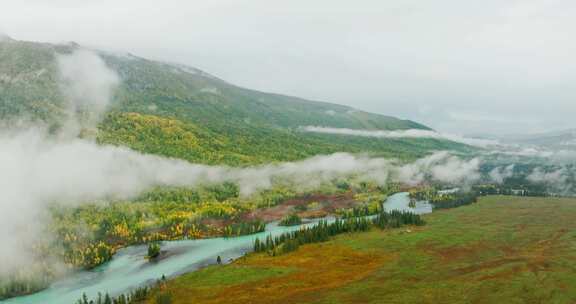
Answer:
[0,126,482,275]
[302,126,499,147]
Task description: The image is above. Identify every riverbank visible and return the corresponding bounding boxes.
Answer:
[1,185,391,302]
[2,191,412,303]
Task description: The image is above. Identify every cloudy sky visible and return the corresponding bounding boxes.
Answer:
[2,0,576,135]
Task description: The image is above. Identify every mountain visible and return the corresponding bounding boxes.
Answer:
[0,38,469,164]
[498,129,576,149]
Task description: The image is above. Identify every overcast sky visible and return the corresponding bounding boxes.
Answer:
[2,0,576,135]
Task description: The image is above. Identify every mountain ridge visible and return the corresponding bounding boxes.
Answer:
[0,38,469,165]
[0,38,428,130]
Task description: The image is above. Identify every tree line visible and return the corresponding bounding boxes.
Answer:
[254,210,425,256]
[222,220,265,237]
[279,214,302,226]
[429,192,479,210]
[75,276,173,304]
[76,286,151,304]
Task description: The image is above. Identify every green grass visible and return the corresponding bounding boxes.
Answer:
[148,196,576,304]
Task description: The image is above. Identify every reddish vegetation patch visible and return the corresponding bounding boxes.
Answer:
[425,228,571,283]
[199,218,231,229]
[453,257,526,276]
[243,192,357,222]
[166,243,390,304]
[424,241,490,262]
[399,184,432,192]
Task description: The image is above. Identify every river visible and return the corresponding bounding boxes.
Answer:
[3,192,431,303]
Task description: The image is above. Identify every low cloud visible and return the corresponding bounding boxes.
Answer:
[526,167,571,194]
[0,125,482,275]
[489,165,515,184]
[301,126,499,147]
[491,147,554,158]
[56,49,119,136]
[488,146,576,164]
[395,151,481,185]
[0,32,11,42]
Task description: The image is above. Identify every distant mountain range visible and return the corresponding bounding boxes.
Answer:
[502,129,576,149]
[472,128,576,150]
[0,37,469,164]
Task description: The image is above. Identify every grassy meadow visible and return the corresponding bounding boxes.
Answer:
[147,196,576,304]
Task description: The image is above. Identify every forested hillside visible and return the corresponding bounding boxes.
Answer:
[0,38,469,165]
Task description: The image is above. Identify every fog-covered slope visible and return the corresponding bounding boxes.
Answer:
[0,38,468,164]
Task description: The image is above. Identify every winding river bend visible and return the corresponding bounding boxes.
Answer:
[3,192,431,304]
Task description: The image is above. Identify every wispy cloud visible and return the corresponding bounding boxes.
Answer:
[301,126,499,147]
[56,49,120,135]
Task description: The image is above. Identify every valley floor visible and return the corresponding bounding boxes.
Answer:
[146,196,576,304]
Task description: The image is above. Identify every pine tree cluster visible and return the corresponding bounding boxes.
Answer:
[254,210,424,256]
[430,192,478,209]
[222,220,265,237]
[76,285,150,304]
